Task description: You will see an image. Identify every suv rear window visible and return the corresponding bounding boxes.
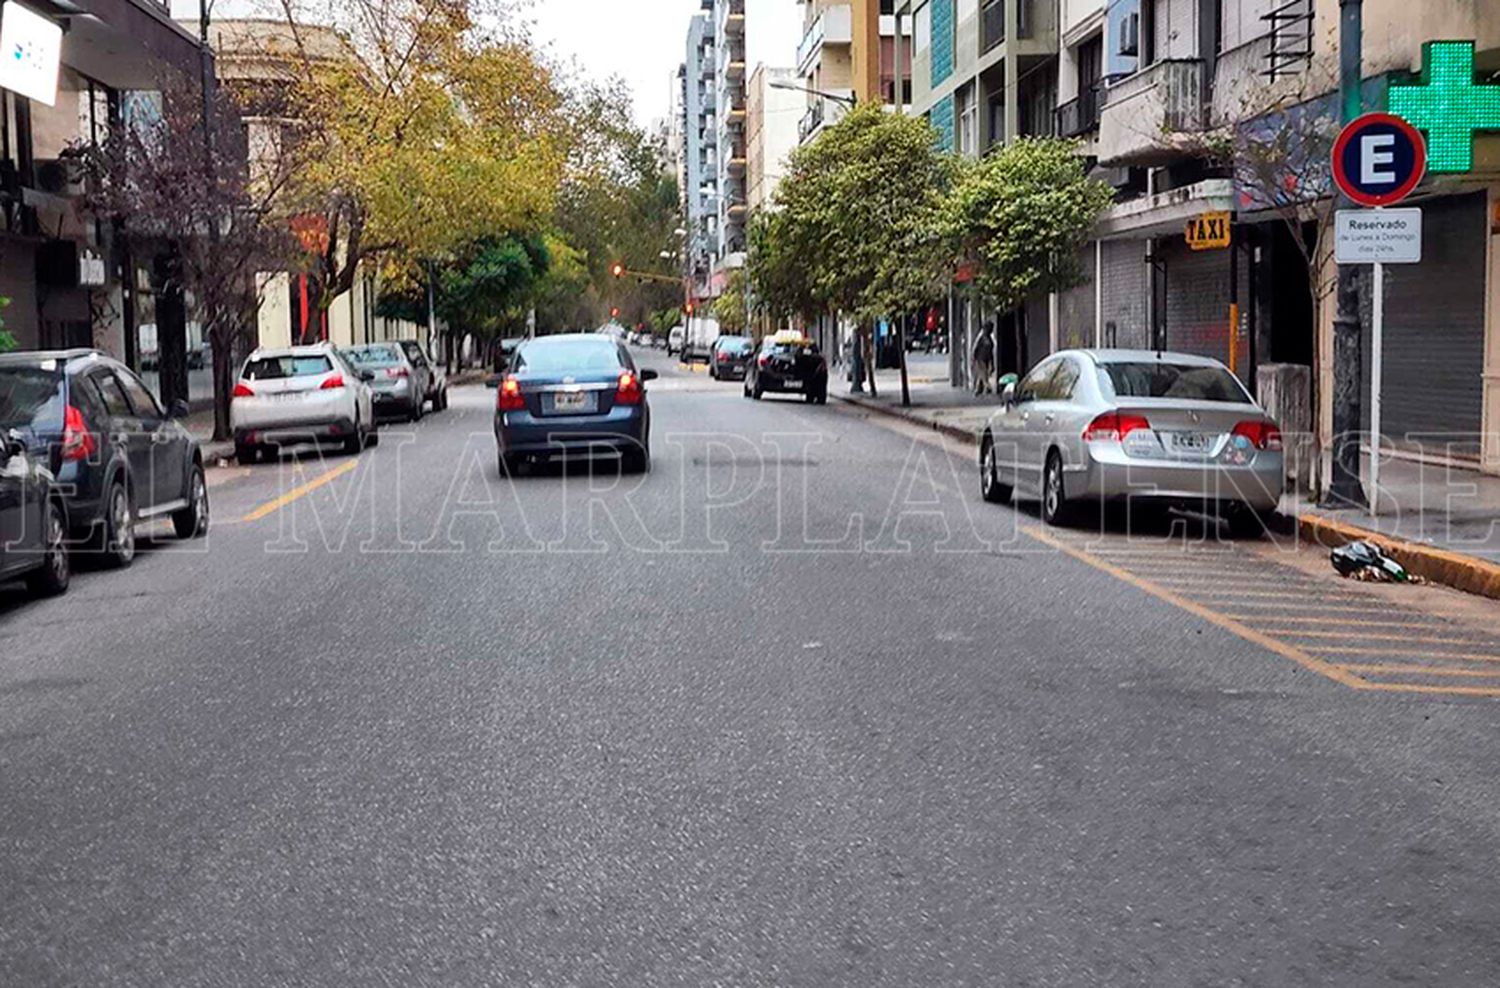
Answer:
[0,365,66,433]
[1100,362,1249,403]
[514,340,622,374]
[243,355,333,381]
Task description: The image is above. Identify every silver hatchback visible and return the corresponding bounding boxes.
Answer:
[979,350,1285,532]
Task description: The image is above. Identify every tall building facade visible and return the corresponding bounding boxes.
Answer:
[680,14,717,301]
[710,0,749,296]
[795,0,912,146]
[746,66,803,212]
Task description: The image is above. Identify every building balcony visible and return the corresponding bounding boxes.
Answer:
[1055,84,1100,138]
[1096,60,1207,167]
[797,3,852,76]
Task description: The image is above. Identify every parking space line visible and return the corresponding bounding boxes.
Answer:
[1225,615,1449,629]
[240,460,360,523]
[1022,525,1367,689]
[1263,630,1490,645]
[1305,646,1500,663]
[1340,663,1500,679]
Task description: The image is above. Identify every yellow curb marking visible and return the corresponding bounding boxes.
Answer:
[1306,646,1500,663]
[1261,630,1490,644]
[1223,615,1449,629]
[240,460,360,523]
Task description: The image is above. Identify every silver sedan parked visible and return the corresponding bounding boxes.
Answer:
[978,350,1285,534]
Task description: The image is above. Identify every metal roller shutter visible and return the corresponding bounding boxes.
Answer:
[1161,237,1249,379]
[1366,191,1486,455]
[1100,239,1149,349]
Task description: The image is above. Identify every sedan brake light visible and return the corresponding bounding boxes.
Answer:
[60,405,95,462]
[232,381,254,398]
[615,371,643,405]
[320,374,346,391]
[1083,411,1151,442]
[386,367,410,378]
[1233,420,1283,451]
[497,375,525,411]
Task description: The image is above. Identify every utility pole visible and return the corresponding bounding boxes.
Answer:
[1329,0,1367,507]
[198,0,222,432]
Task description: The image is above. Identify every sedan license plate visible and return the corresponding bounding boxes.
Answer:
[551,391,593,413]
[1169,431,1211,453]
[782,379,802,390]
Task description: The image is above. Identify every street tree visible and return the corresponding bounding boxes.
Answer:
[765,103,956,399]
[746,208,817,331]
[79,78,294,439]
[942,137,1114,318]
[713,269,749,335]
[271,0,567,327]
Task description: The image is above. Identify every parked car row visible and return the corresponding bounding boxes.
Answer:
[0,349,211,599]
[229,339,448,466]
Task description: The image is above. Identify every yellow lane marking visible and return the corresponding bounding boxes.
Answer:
[240,460,360,523]
[1340,663,1500,680]
[1218,602,1409,615]
[1021,525,1366,689]
[1331,680,1500,698]
[1179,589,1369,600]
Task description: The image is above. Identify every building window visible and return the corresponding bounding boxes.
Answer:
[914,2,931,60]
[956,83,978,156]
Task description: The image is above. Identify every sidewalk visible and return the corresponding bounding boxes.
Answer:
[834,366,1500,601]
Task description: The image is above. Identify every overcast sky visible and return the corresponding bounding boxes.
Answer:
[513,0,802,127]
[176,0,801,128]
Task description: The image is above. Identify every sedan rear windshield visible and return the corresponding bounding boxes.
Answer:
[343,346,403,368]
[717,338,753,354]
[0,366,66,432]
[514,341,621,374]
[1100,362,1250,403]
[243,355,334,380]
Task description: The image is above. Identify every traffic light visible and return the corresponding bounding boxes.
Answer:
[684,301,695,316]
[610,307,620,319]
[610,261,625,279]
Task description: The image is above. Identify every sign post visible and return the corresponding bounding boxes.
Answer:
[1331,112,1427,512]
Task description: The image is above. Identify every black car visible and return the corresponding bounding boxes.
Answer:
[743,336,829,404]
[708,336,753,381]
[0,350,210,568]
[0,429,69,597]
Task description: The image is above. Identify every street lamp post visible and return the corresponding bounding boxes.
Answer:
[769,80,857,108]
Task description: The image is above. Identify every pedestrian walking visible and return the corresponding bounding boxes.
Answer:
[972,323,995,395]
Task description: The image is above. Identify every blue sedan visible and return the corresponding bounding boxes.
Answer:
[493,335,657,474]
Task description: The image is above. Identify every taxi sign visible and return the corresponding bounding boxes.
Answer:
[1186,211,1231,251]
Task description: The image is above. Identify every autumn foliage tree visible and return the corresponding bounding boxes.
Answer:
[271,0,568,325]
[79,77,293,439]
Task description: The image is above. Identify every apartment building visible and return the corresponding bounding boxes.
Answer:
[795,0,911,146]
[680,13,717,301]
[710,0,749,294]
[746,66,802,212]
[1082,0,1500,474]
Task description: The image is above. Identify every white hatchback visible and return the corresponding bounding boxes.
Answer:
[230,344,376,465]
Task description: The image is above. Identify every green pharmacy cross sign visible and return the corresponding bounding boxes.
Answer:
[1388,41,1500,174]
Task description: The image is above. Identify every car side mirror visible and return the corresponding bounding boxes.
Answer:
[169,398,191,419]
[485,375,501,389]
[1001,382,1017,408]
[358,369,377,383]
[640,369,659,382]
[2,428,26,463]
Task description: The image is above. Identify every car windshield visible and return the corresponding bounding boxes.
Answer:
[243,355,334,380]
[343,346,403,368]
[0,365,65,432]
[514,339,622,374]
[1099,362,1250,403]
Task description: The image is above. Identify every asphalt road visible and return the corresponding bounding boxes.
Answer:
[3,345,1500,985]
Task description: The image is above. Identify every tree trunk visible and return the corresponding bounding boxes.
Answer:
[863,324,878,399]
[209,321,236,442]
[897,315,911,408]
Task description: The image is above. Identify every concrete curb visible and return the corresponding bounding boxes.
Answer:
[833,393,982,447]
[1297,513,1500,602]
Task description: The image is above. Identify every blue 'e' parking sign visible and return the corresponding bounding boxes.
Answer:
[1331,113,1427,207]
